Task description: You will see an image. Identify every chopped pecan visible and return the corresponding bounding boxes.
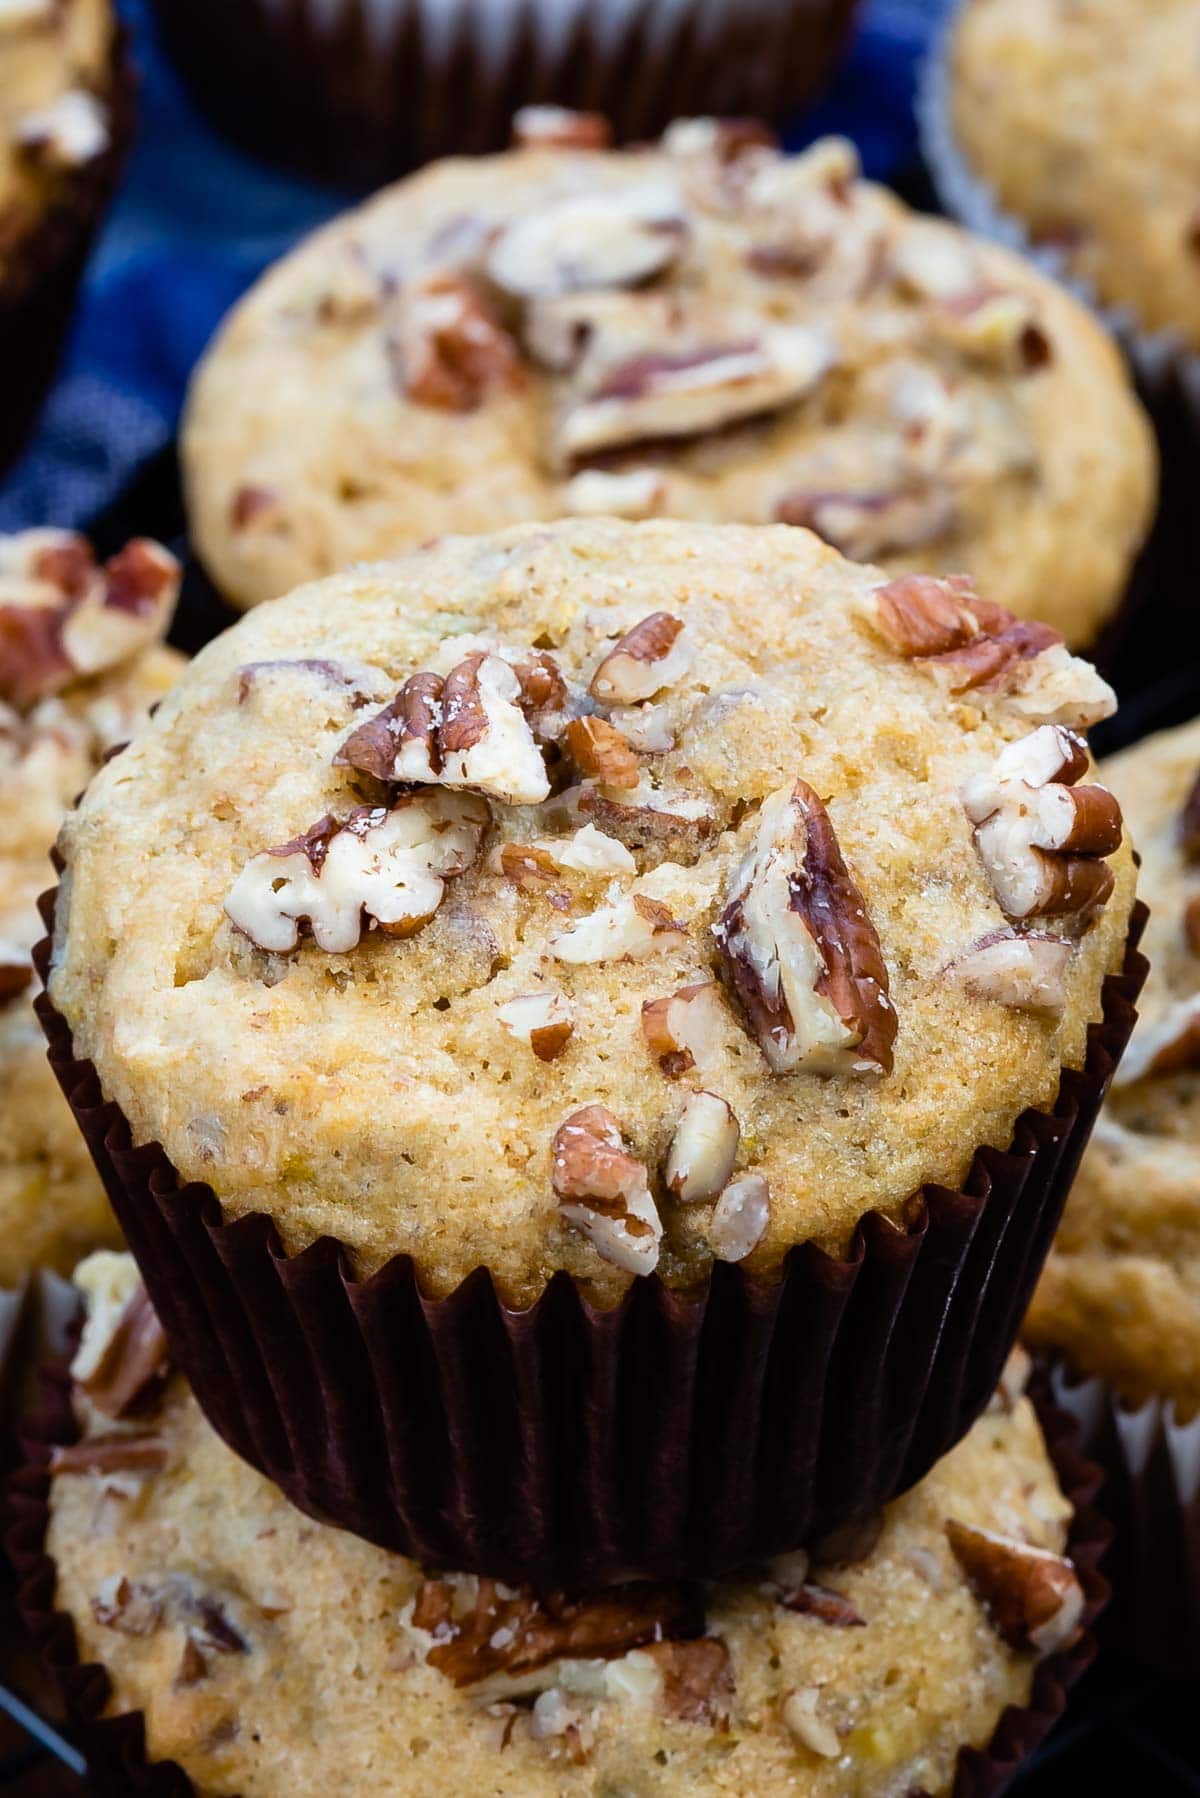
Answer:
[776,486,956,560]
[708,1172,770,1262]
[229,484,279,530]
[51,1434,169,1476]
[336,669,444,781]
[91,1576,164,1637]
[487,179,688,300]
[238,657,380,708]
[890,222,982,303]
[78,1284,171,1421]
[225,791,488,955]
[551,1104,662,1274]
[714,782,896,1075]
[1111,994,1200,1088]
[1179,768,1200,859]
[665,1091,740,1202]
[773,1581,864,1627]
[781,1686,841,1758]
[645,1637,734,1724]
[511,106,611,151]
[413,1576,696,1686]
[662,117,780,164]
[174,1640,209,1689]
[961,727,1121,922]
[944,929,1073,1019]
[563,715,639,789]
[562,467,666,519]
[551,890,688,964]
[182,1591,249,1656]
[497,841,566,890]
[395,274,523,411]
[519,823,636,877]
[590,613,692,705]
[641,980,726,1076]
[935,287,1053,372]
[510,650,570,741]
[577,778,715,868]
[497,991,575,1061]
[945,1521,1084,1656]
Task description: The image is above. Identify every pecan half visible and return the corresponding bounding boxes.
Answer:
[487,179,688,300]
[641,980,726,1076]
[225,790,488,955]
[1111,994,1200,1088]
[961,726,1121,922]
[511,106,611,151]
[645,1637,734,1724]
[497,991,575,1061]
[708,1172,770,1262]
[551,1104,662,1274]
[714,782,895,1075]
[590,613,692,705]
[78,1285,170,1421]
[563,715,639,788]
[395,274,523,412]
[945,1521,1084,1656]
[665,1091,740,1202]
[943,929,1073,1018]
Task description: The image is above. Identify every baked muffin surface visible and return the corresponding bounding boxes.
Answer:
[183,123,1154,648]
[48,521,1135,1302]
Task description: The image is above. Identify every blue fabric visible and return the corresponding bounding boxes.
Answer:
[0,0,951,530]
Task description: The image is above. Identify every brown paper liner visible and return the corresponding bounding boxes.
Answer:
[1046,1360,1200,1678]
[917,12,1200,689]
[146,0,859,188]
[2,1363,1111,1797]
[0,32,136,476]
[30,888,1147,1586]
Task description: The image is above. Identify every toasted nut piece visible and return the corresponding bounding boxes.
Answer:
[665,1091,740,1202]
[511,105,611,150]
[395,274,523,411]
[91,1576,164,1638]
[708,1172,770,1262]
[1112,993,1200,1087]
[497,992,575,1061]
[562,467,666,519]
[497,841,562,890]
[714,782,895,1075]
[777,484,956,561]
[551,891,688,964]
[529,823,636,876]
[989,1345,1033,1414]
[662,116,780,164]
[225,791,488,955]
[645,1638,735,1724]
[945,1521,1084,1655]
[487,179,687,300]
[935,287,1053,373]
[773,1581,864,1627]
[641,980,727,1076]
[51,1434,170,1476]
[577,776,715,867]
[78,1285,170,1421]
[551,1104,662,1275]
[781,1686,841,1759]
[890,221,983,302]
[590,613,693,705]
[609,701,675,754]
[336,669,444,782]
[1180,767,1200,859]
[945,929,1073,1018]
[563,715,640,788]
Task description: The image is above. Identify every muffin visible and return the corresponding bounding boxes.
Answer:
[38,520,1142,1579]
[13,1255,1101,1798]
[944,0,1200,353]
[0,0,134,473]
[183,123,1155,651]
[1,530,183,1284]
[146,1,859,188]
[1024,716,1200,1669]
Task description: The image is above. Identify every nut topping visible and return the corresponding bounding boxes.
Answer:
[773,1581,865,1628]
[51,1434,170,1477]
[961,727,1122,922]
[590,613,693,705]
[91,1577,164,1637]
[645,1638,734,1724]
[714,782,896,1075]
[78,1284,171,1421]
[641,980,726,1076]
[777,486,956,561]
[487,180,688,300]
[665,1091,740,1202]
[944,930,1073,1018]
[395,274,523,411]
[225,790,488,954]
[497,991,575,1061]
[708,1173,770,1262]
[551,891,688,964]
[945,1521,1084,1656]
[1111,994,1200,1088]
[562,467,666,519]
[551,1104,662,1274]
[511,106,611,151]
[563,715,639,789]
[781,1686,841,1759]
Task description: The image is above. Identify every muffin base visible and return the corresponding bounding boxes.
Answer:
[1047,1361,1200,1678]
[0,29,136,476]
[147,0,859,189]
[4,1362,1111,1798]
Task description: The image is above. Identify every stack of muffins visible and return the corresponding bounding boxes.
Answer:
[3,105,1186,1792]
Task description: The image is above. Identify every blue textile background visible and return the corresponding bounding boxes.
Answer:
[0,0,949,531]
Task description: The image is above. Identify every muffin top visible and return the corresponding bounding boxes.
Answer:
[49,1254,1083,1798]
[949,0,1200,350]
[0,531,181,1283]
[48,521,1135,1303]
[0,0,116,280]
[183,116,1154,648]
[1026,716,1200,1415]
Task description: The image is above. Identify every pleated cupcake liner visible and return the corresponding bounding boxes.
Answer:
[917,12,1200,689]
[1047,1360,1200,1678]
[0,30,136,476]
[30,884,1146,1585]
[3,1360,1111,1798]
[146,0,859,188]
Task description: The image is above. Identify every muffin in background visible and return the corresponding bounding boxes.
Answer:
[183,120,1155,651]
[0,0,134,473]
[0,530,183,1285]
[21,1254,1097,1798]
[147,0,859,188]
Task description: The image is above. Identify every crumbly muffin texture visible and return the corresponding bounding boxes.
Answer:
[0,0,116,280]
[0,530,182,1282]
[49,521,1135,1303]
[1026,717,1200,1415]
[49,1257,1084,1798]
[949,0,1200,351]
[183,117,1154,648]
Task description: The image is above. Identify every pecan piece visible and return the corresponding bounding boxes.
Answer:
[486,179,687,300]
[944,929,1073,1019]
[774,1580,864,1626]
[335,670,444,781]
[645,1637,734,1724]
[777,486,956,560]
[551,890,688,963]
[1111,994,1200,1088]
[51,1434,169,1476]
[497,991,575,1061]
[78,1284,171,1421]
[781,1686,841,1758]
[714,782,896,1075]
[708,1172,770,1262]
[961,726,1121,922]
[563,715,639,789]
[229,484,279,530]
[551,1104,662,1274]
[562,467,666,519]
[511,105,611,151]
[395,274,523,411]
[91,1576,164,1637]
[945,1521,1084,1655]
[590,613,693,705]
[641,980,726,1076]
[665,1091,739,1202]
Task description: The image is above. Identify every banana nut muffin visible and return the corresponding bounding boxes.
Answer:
[183,117,1155,649]
[45,1254,1087,1797]
[1026,716,1200,1415]
[46,520,1135,1306]
[0,530,182,1283]
[948,0,1200,351]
